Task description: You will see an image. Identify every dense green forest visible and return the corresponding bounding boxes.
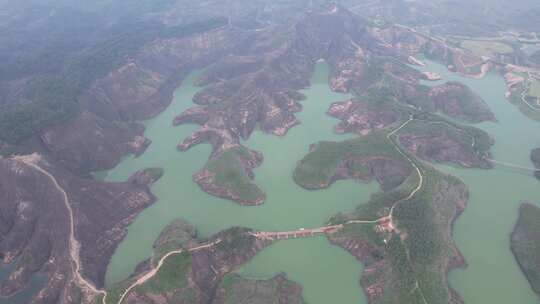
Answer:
[0,0,226,143]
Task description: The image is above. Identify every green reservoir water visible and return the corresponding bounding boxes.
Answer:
[102,61,540,303]
[102,63,375,303]
[417,61,540,303]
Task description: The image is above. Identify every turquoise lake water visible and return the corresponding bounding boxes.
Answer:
[101,61,540,303]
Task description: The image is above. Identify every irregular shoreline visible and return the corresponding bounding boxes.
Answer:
[293,112,486,303]
[510,202,540,297]
[325,164,469,304]
[107,221,274,304]
[0,155,162,302]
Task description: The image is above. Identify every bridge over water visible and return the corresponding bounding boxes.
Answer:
[246,157,538,244]
[487,159,539,172]
[249,225,344,240]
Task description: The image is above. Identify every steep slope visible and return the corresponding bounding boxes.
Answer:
[0,155,161,303]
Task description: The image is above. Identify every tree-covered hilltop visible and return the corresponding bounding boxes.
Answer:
[194,146,266,205]
[327,161,468,304]
[293,96,492,302]
[215,273,306,304]
[104,220,277,304]
[511,203,540,297]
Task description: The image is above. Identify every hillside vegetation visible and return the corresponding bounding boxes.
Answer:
[511,203,540,297]
[0,0,226,143]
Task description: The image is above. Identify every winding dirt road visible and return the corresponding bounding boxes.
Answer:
[14,154,107,302]
[252,117,429,302]
[113,239,221,304]
[386,117,424,217]
[383,118,428,304]
[12,117,434,304]
[14,154,226,304]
